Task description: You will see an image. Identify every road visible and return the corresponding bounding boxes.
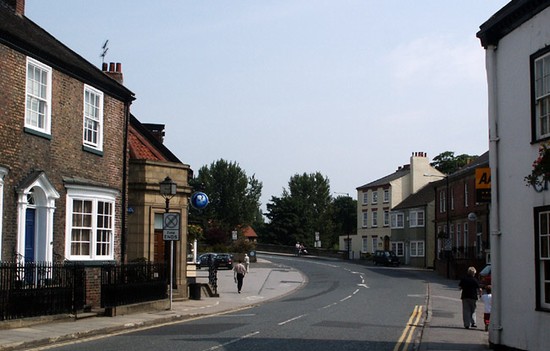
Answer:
[38,255,428,351]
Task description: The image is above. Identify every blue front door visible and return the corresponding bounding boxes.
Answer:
[25,208,36,262]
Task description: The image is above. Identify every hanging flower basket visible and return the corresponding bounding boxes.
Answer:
[525,143,550,188]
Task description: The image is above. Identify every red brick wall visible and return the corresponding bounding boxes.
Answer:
[0,44,127,296]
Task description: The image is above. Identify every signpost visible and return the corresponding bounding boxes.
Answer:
[163,213,180,241]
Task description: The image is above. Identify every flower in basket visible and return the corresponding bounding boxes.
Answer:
[525,143,550,188]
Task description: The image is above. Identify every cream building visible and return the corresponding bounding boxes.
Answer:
[344,152,443,260]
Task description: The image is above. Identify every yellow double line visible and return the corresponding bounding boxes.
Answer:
[393,305,423,351]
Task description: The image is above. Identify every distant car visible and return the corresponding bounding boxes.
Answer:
[197,253,217,269]
[479,264,491,287]
[215,253,233,269]
[373,250,400,266]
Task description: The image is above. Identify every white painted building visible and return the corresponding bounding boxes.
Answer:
[478,1,550,349]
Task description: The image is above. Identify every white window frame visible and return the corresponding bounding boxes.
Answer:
[83,85,104,151]
[439,190,446,213]
[65,185,117,261]
[464,183,469,208]
[383,210,390,227]
[409,209,425,228]
[390,212,404,229]
[383,189,390,203]
[450,187,454,211]
[534,52,550,139]
[25,57,52,135]
[362,212,368,228]
[0,167,7,260]
[391,241,404,256]
[372,191,378,204]
[410,241,425,257]
[536,207,550,310]
[372,236,378,253]
[362,192,368,205]
[361,237,368,253]
[372,210,378,227]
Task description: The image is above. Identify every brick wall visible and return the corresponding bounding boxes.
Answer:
[0,42,128,308]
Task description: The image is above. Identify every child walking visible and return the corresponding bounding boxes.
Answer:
[481,285,492,331]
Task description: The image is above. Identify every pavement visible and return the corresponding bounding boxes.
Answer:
[0,255,490,351]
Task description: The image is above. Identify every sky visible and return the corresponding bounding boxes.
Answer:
[26,0,509,211]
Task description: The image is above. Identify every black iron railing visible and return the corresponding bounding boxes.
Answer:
[0,261,86,321]
[100,262,167,308]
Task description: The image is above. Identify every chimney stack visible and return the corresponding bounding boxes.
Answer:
[102,61,124,85]
[4,0,25,15]
[143,124,166,144]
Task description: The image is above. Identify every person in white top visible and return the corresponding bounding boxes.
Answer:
[244,254,250,273]
[233,261,247,293]
[481,285,492,331]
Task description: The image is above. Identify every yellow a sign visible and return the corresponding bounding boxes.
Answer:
[475,168,491,202]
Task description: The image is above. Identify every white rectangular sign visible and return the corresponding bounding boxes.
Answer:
[163,213,180,241]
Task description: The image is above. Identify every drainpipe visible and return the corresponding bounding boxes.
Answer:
[486,44,502,346]
[121,101,131,264]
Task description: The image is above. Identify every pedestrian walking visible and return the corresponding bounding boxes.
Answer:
[481,285,492,331]
[233,260,247,293]
[244,253,250,273]
[459,266,482,329]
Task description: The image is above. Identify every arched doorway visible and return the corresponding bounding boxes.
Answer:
[16,172,59,263]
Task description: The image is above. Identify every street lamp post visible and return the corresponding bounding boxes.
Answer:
[160,176,177,310]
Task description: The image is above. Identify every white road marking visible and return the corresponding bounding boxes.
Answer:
[278,314,307,326]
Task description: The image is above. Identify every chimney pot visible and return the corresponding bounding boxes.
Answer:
[102,62,108,72]
[116,62,122,73]
[109,62,115,72]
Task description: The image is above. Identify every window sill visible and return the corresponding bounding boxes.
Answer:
[82,145,104,156]
[24,127,52,140]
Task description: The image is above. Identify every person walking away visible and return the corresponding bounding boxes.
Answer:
[481,285,492,331]
[233,260,247,293]
[244,253,250,273]
[459,266,482,329]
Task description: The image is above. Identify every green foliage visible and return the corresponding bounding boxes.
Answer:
[230,237,256,254]
[265,172,334,247]
[332,195,357,239]
[430,151,477,175]
[189,159,263,240]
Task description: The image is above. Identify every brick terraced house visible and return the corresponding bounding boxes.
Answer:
[0,0,134,307]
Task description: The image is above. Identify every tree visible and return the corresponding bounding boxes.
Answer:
[265,172,334,247]
[430,151,478,175]
[331,195,357,244]
[189,159,263,244]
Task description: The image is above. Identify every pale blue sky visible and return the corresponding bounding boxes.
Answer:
[26,0,509,209]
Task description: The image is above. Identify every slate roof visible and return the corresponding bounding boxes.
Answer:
[477,0,550,48]
[0,3,134,102]
[129,115,182,163]
[356,165,410,190]
[392,184,435,211]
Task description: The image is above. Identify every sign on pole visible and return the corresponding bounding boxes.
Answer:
[163,213,180,241]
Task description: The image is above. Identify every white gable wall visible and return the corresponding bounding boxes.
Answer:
[489,6,550,350]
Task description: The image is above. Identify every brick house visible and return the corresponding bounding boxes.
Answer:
[433,152,490,279]
[0,0,134,307]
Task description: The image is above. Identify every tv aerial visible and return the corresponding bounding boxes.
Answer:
[100,40,109,63]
